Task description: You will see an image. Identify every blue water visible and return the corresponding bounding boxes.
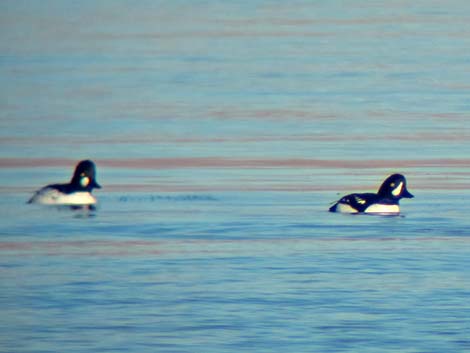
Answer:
[2,1,470,352]
[2,192,470,352]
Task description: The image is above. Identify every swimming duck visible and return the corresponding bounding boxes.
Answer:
[329,173,413,214]
[28,160,101,207]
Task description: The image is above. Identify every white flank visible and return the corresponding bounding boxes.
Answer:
[335,203,359,214]
[364,203,400,214]
[30,187,97,205]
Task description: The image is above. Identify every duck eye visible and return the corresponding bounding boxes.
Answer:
[390,182,395,187]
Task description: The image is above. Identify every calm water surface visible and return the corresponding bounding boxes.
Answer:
[1,1,470,352]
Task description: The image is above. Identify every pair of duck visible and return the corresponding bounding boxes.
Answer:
[28,160,414,214]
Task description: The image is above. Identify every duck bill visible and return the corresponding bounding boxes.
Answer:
[91,180,102,189]
[402,188,414,198]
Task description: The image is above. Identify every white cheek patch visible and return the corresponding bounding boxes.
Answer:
[391,182,403,197]
[80,176,90,187]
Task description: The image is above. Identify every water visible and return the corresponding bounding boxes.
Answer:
[2,1,470,352]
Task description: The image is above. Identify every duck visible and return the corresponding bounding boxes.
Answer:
[28,160,101,207]
[329,173,413,214]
